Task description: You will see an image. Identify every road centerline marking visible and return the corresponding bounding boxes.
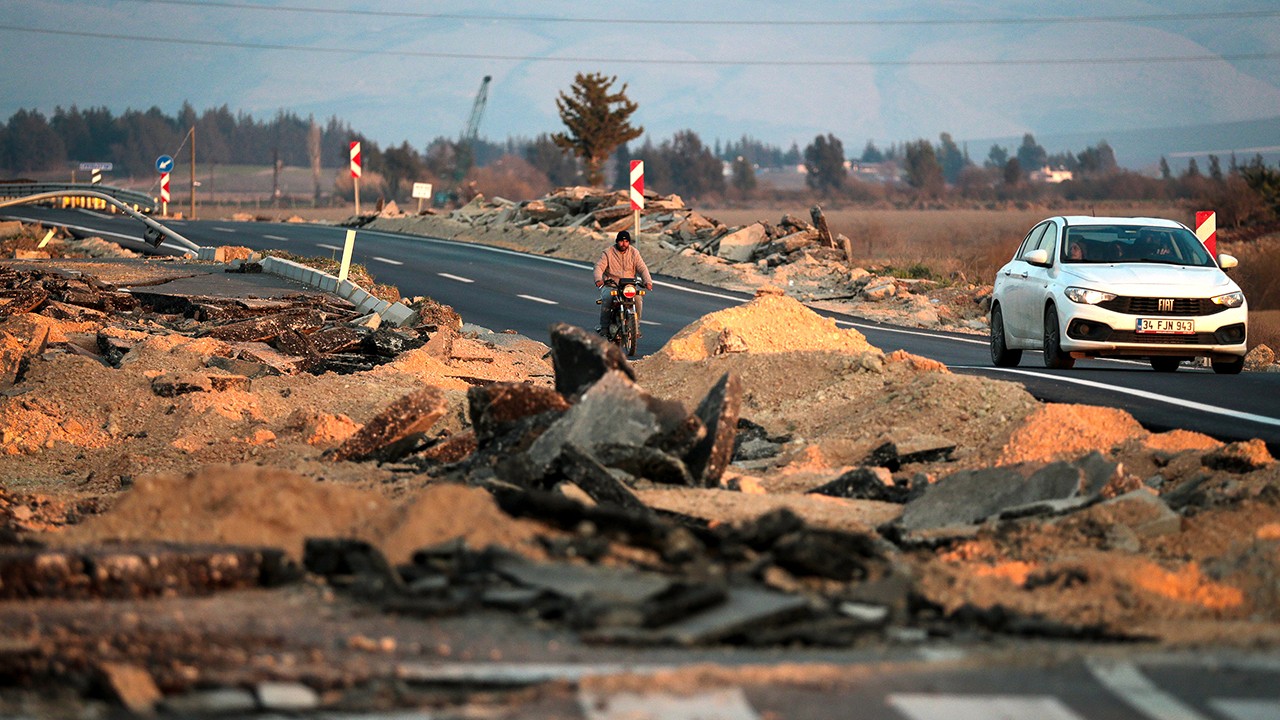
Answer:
[371,256,403,266]
[213,227,235,233]
[1086,660,1210,720]
[263,234,287,241]
[517,294,558,305]
[438,273,474,283]
[888,694,1087,720]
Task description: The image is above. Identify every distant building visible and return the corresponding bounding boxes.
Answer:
[1031,166,1073,184]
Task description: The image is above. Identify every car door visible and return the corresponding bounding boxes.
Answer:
[1023,220,1062,341]
[1000,222,1050,342]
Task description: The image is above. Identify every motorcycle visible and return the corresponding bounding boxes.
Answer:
[598,277,646,357]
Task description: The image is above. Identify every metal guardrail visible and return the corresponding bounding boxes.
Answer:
[0,182,156,213]
[0,190,199,253]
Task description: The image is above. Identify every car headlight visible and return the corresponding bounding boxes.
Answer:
[1211,291,1245,308]
[1065,287,1117,305]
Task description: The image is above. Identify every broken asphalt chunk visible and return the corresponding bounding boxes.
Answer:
[467,381,570,446]
[554,443,648,512]
[548,323,634,399]
[684,372,742,487]
[326,387,448,462]
[522,370,704,484]
[0,543,300,599]
[900,461,1089,532]
[808,466,915,503]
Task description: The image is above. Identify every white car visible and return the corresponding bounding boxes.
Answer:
[990,216,1248,374]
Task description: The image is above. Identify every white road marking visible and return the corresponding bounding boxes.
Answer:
[371,256,403,266]
[263,234,287,241]
[1209,699,1280,720]
[213,226,236,233]
[438,273,474,283]
[888,694,1086,720]
[970,366,1280,428]
[316,243,343,252]
[517,294,558,305]
[640,319,660,326]
[580,688,759,720]
[1086,660,1210,720]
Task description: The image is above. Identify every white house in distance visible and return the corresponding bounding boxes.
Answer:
[1031,166,1074,183]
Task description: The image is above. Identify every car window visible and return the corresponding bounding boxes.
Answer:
[1035,222,1059,255]
[1016,223,1049,261]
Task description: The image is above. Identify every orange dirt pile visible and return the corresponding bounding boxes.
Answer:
[49,465,556,564]
[655,291,874,361]
[997,403,1148,465]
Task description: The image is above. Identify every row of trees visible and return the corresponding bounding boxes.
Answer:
[3,76,1279,231]
[0,104,366,177]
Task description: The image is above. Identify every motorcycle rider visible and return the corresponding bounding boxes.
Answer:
[593,229,653,337]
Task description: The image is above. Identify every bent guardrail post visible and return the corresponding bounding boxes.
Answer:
[0,190,201,254]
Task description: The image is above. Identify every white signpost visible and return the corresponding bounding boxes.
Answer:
[412,182,433,213]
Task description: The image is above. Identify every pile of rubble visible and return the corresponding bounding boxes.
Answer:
[0,263,462,381]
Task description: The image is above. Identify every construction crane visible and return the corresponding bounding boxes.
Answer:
[453,75,492,187]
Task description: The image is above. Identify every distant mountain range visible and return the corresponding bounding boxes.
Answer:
[967,116,1280,174]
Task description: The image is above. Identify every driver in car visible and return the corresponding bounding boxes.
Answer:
[593,230,653,337]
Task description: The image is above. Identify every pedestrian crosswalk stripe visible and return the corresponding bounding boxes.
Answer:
[887,694,1087,720]
[580,688,759,720]
[1209,698,1280,720]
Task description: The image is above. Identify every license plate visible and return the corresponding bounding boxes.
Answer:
[1136,318,1195,334]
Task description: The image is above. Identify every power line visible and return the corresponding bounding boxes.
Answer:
[3,24,1278,67]
[113,0,1280,27]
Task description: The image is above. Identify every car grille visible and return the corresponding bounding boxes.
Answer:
[1097,296,1226,316]
[1108,330,1220,345]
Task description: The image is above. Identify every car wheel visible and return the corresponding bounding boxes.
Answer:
[989,304,1022,367]
[1212,356,1245,375]
[1149,357,1182,373]
[1042,305,1075,369]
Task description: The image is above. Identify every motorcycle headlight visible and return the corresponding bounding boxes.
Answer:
[622,284,637,299]
[1211,291,1244,308]
[1065,287,1117,305]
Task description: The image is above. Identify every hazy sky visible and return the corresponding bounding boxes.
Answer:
[3,0,1280,160]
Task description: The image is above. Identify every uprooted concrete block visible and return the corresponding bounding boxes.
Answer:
[548,323,635,399]
[326,386,448,462]
[716,223,768,262]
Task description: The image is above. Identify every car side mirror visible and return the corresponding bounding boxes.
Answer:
[1218,253,1237,270]
[1022,248,1051,267]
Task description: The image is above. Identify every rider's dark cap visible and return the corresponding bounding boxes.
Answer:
[615,230,631,243]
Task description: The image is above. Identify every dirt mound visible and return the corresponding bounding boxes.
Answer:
[48,465,556,565]
[653,291,874,362]
[376,484,553,564]
[51,464,393,558]
[997,403,1148,465]
[636,292,1039,472]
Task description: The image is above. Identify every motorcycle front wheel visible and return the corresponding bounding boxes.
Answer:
[625,313,638,357]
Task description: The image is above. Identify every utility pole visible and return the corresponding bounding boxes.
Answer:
[189,125,197,220]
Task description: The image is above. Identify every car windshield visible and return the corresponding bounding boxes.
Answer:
[1061,225,1215,267]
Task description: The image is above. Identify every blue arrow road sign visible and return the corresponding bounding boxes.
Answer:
[156,155,174,173]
